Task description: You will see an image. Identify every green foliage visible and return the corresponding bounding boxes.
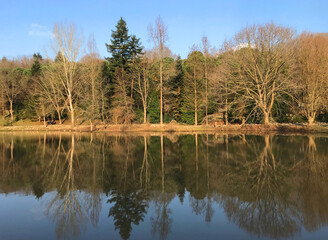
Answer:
[105,17,144,123]
[148,92,160,123]
[167,56,184,121]
[106,17,130,68]
[2,23,328,125]
[54,52,64,63]
[317,112,328,123]
[291,114,307,124]
[180,108,195,125]
[106,17,143,69]
[31,53,42,76]
[20,98,37,119]
[129,35,143,61]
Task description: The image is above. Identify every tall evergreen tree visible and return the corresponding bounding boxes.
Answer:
[105,17,143,124]
[129,35,143,62]
[128,34,143,100]
[28,53,45,122]
[106,17,132,69]
[31,53,42,76]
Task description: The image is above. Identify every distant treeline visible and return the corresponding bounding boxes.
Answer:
[1,17,328,127]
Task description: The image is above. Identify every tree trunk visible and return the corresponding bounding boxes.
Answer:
[205,60,208,126]
[143,105,147,124]
[225,87,228,125]
[57,108,62,124]
[42,104,46,126]
[194,67,197,126]
[131,78,134,100]
[131,54,135,101]
[101,89,105,122]
[91,72,95,130]
[121,67,129,124]
[264,112,270,125]
[9,100,13,122]
[90,119,93,131]
[68,92,74,127]
[308,113,316,126]
[71,106,75,127]
[160,58,163,126]
[1,90,4,120]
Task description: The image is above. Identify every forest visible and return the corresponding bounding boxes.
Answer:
[1,17,328,128]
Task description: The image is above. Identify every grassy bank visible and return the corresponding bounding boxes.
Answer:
[1,121,328,134]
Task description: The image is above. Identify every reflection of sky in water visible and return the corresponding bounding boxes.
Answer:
[3,191,327,240]
[0,193,55,239]
[0,191,250,240]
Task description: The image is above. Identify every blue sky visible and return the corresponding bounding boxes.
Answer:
[1,0,328,59]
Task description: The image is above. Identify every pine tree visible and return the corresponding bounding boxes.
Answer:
[128,34,143,100]
[129,35,143,61]
[106,17,131,69]
[31,53,42,76]
[28,53,47,124]
[105,17,143,123]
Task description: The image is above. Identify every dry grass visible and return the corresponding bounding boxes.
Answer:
[1,122,328,134]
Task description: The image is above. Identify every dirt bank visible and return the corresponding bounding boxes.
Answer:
[1,123,328,134]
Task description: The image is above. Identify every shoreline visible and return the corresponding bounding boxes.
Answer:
[1,123,328,134]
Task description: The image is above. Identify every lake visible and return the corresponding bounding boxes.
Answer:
[1,132,328,240]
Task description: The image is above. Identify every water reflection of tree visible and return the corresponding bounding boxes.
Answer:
[45,134,104,239]
[151,192,173,240]
[85,134,103,227]
[140,136,150,189]
[189,134,204,215]
[189,134,214,222]
[219,135,301,239]
[151,135,173,240]
[108,189,148,240]
[296,136,328,232]
[3,133,328,239]
[1,137,17,184]
[204,134,214,223]
[45,135,87,239]
[107,136,149,240]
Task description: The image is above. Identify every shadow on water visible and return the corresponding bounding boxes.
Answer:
[1,132,328,239]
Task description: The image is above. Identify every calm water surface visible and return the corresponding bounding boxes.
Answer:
[1,132,328,240]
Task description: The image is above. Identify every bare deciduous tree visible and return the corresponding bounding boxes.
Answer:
[0,60,26,121]
[0,58,7,119]
[295,33,328,125]
[149,16,168,125]
[202,36,210,126]
[224,23,295,125]
[136,53,151,124]
[39,63,66,124]
[184,49,204,125]
[84,35,102,130]
[50,22,83,127]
